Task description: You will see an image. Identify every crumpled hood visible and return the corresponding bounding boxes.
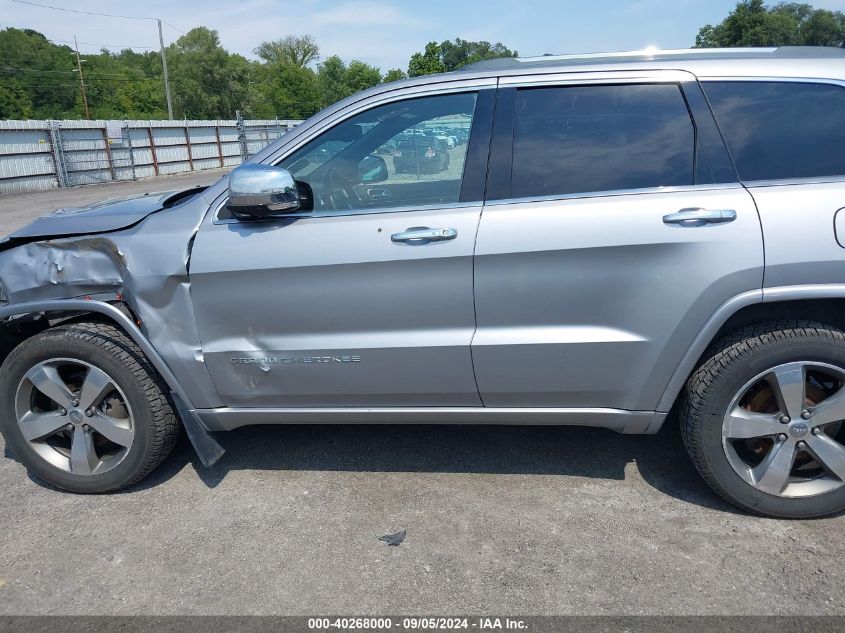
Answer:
[1,189,192,247]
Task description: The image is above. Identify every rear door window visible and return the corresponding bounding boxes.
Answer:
[510,83,695,199]
[703,81,845,182]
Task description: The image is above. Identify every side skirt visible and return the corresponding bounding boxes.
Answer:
[195,407,666,434]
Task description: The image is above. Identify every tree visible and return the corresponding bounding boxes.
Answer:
[254,35,319,68]
[438,38,518,70]
[317,55,381,108]
[798,7,845,45]
[270,64,321,119]
[695,1,845,47]
[167,27,251,118]
[0,28,77,118]
[344,61,382,95]
[407,38,517,77]
[382,68,407,83]
[408,42,446,77]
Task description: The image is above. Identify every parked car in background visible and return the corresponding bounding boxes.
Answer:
[450,128,469,145]
[393,132,451,174]
[432,129,457,148]
[2,47,845,519]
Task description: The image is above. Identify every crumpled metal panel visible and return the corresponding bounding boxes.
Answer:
[0,192,223,409]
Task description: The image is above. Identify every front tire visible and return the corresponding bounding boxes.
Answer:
[0,321,179,493]
[681,321,845,518]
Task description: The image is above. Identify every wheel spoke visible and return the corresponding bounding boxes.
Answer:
[26,365,73,410]
[724,407,781,439]
[806,434,845,481]
[87,413,133,448]
[78,366,116,412]
[751,440,796,495]
[70,427,99,475]
[18,410,67,441]
[767,364,806,421]
[811,388,845,428]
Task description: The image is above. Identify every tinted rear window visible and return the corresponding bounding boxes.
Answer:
[511,84,695,199]
[704,81,845,182]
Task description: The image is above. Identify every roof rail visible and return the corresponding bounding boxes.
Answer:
[514,47,778,62]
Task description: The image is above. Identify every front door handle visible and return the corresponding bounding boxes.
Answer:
[663,208,737,226]
[391,227,457,244]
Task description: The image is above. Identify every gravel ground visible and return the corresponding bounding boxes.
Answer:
[0,176,843,616]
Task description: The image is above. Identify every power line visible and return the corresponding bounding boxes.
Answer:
[52,39,158,50]
[10,1,185,35]
[9,0,186,33]
[1,66,78,74]
[9,78,161,84]
[10,0,183,118]
[161,21,185,36]
[1,67,132,76]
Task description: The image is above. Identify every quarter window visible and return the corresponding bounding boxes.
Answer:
[703,81,845,182]
[510,84,695,199]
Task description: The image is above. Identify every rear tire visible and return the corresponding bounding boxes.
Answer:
[681,320,845,518]
[0,321,179,493]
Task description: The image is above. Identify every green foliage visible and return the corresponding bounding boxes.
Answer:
[0,27,175,120]
[253,35,319,68]
[408,42,446,77]
[316,55,381,109]
[382,68,407,83]
[0,27,518,120]
[407,38,518,77]
[438,38,518,70]
[695,0,845,47]
[1,28,83,119]
[166,27,251,119]
[248,59,318,119]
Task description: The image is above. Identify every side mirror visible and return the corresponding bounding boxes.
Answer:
[227,163,301,220]
[359,155,389,184]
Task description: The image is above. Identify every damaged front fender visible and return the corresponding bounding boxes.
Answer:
[0,237,125,305]
[0,188,225,408]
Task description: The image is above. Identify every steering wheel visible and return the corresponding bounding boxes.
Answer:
[322,168,361,210]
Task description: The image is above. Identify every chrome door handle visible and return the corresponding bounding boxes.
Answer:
[391,227,457,243]
[663,208,737,226]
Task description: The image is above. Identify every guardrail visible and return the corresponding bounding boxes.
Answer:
[0,113,303,193]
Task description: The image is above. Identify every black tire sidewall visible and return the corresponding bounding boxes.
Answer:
[0,329,158,493]
[696,334,845,518]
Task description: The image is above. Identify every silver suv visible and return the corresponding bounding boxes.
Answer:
[2,47,845,518]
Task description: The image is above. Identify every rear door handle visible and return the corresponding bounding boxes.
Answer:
[663,208,737,226]
[391,227,457,244]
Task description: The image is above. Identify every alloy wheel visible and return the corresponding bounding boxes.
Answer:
[14,358,135,476]
[722,361,845,498]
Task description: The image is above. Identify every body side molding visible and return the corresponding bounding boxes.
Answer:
[197,406,666,434]
[762,284,845,302]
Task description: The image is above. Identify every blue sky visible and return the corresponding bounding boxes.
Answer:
[5,0,845,71]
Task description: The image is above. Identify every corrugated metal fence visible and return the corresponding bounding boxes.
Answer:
[0,114,303,193]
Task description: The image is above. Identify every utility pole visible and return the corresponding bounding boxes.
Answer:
[72,36,90,119]
[158,19,174,120]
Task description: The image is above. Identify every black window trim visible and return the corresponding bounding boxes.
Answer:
[214,86,496,223]
[700,76,845,187]
[485,79,740,204]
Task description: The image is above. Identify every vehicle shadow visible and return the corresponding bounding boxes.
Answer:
[130,419,738,514]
